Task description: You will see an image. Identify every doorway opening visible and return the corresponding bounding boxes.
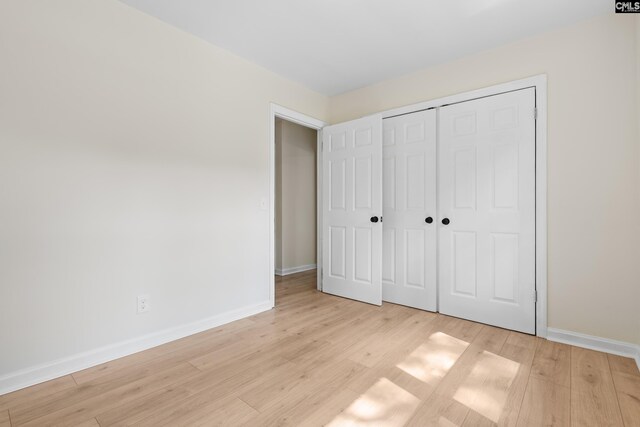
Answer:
[269,104,326,308]
[274,118,318,305]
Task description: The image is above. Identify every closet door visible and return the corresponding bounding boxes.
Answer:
[382,110,437,311]
[322,114,383,305]
[438,88,536,334]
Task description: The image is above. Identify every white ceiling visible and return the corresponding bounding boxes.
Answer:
[119,0,610,95]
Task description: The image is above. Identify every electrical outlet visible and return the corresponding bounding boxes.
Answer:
[137,295,150,314]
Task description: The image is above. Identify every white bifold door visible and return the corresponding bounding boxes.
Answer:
[321,88,536,334]
[322,114,383,305]
[438,88,536,334]
[381,110,437,311]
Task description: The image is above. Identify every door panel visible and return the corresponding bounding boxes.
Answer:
[405,228,425,287]
[330,159,346,210]
[452,231,477,297]
[438,88,536,334]
[382,109,437,311]
[382,228,396,284]
[406,153,425,209]
[322,115,382,305]
[329,226,346,279]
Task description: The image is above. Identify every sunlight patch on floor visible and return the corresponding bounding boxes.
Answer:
[327,377,421,426]
[396,332,469,385]
[453,350,519,422]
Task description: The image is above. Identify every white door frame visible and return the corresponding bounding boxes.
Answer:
[379,75,548,338]
[269,104,326,308]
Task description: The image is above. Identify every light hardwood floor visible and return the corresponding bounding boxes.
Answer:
[1,270,639,426]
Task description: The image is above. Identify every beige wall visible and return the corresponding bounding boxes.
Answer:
[275,119,317,272]
[0,0,328,381]
[330,13,640,345]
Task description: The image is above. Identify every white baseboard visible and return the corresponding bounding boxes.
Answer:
[0,301,272,396]
[275,264,316,276]
[547,327,640,371]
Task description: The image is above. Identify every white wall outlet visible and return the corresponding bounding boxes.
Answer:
[137,295,150,314]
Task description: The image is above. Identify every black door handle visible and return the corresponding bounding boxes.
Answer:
[425,217,433,224]
[370,216,379,223]
[442,218,450,225]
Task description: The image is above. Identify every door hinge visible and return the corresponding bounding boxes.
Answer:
[534,290,538,303]
[534,108,538,120]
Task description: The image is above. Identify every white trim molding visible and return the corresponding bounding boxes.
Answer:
[548,328,640,371]
[0,301,271,396]
[275,264,317,276]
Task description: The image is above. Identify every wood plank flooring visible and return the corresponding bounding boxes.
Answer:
[1,269,639,426]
